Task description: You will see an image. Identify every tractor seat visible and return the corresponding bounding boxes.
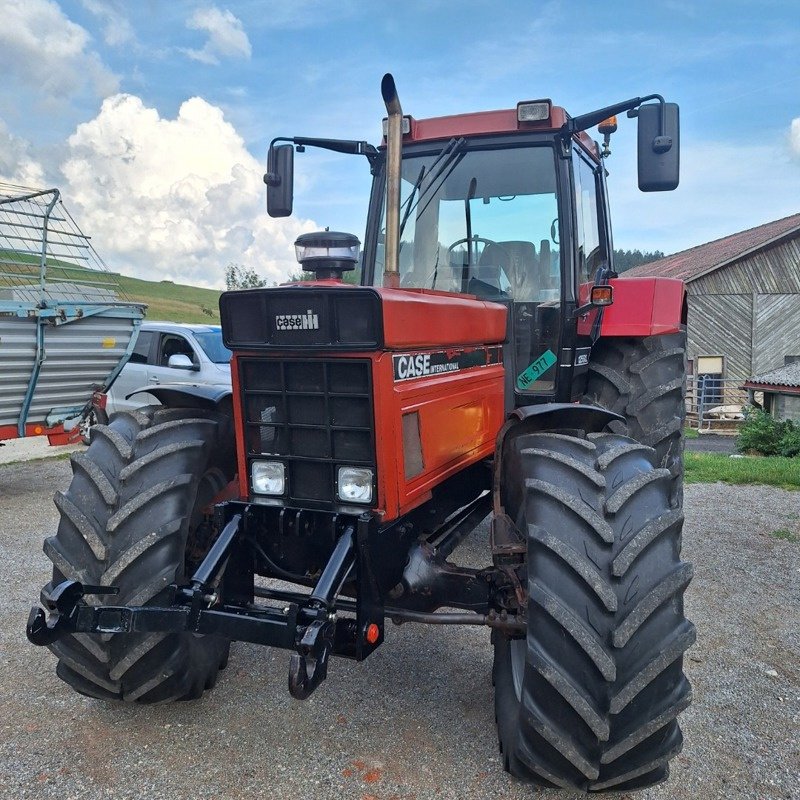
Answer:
[480,241,537,298]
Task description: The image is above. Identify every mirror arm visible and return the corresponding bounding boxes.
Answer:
[265,137,379,187]
[563,94,671,153]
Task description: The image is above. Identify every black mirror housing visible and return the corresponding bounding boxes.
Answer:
[266,143,294,217]
[637,102,679,191]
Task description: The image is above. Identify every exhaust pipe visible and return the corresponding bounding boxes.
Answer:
[381,73,402,287]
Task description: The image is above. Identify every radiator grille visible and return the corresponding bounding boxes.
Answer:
[240,358,375,506]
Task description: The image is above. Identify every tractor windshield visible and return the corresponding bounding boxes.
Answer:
[373,143,562,393]
[373,145,560,304]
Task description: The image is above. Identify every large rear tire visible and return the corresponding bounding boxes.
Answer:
[582,332,686,480]
[493,430,694,792]
[44,406,235,703]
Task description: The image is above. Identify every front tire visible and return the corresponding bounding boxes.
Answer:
[493,430,694,792]
[44,406,235,703]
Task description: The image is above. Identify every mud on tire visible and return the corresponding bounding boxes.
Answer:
[493,430,694,792]
[44,406,235,703]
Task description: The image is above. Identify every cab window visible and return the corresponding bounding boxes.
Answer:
[376,145,560,303]
[572,150,604,283]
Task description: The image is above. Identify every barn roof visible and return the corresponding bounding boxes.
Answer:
[624,212,800,282]
[743,362,800,393]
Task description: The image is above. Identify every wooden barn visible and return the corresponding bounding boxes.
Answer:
[625,213,800,387]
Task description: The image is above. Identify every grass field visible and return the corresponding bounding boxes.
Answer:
[114,274,222,323]
[685,452,800,490]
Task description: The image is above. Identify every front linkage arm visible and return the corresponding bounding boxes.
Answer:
[27,513,357,701]
[28,502,524,700]
[28,514,301,652]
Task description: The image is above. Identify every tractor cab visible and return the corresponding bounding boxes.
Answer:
[266,84,680,406]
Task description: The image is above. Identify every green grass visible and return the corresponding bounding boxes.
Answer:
[114,274,222,324]
[770,529,799,543]
[685,452,800,490]
[683,426,699,440]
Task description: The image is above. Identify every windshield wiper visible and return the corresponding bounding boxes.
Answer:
[398,137,465,239]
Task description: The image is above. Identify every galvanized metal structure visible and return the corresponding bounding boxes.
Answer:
[0,183,145,441]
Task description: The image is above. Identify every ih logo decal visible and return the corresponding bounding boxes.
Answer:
[275,309,319,331]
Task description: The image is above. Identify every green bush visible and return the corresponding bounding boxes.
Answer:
[779,422,800,458]
[737,407,785,455]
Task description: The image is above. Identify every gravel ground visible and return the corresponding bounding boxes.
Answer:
[1,457,798,800]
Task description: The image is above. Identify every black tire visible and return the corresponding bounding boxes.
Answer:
[43,406,235,703]
[582,332,686,480]
[493,430,694,792]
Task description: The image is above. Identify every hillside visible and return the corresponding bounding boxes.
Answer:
[115,274,222,323]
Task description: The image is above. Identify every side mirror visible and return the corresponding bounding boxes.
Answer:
[265,143,294,217]
[167,354,196,370]
[637,102,680,191]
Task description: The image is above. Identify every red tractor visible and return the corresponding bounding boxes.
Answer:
[29,75,693,793]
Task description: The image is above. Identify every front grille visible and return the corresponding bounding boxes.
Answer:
[240,358,375,506]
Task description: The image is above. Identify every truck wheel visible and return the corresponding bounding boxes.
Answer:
[493,430,694,792]
[582,332,686,480]
[43,406,235,703]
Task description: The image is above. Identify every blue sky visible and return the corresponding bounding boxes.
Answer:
[0,0,797,287]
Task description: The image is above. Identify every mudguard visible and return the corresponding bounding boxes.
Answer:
[127,383,232,411]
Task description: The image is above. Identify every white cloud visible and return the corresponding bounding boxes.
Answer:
[791,118,800,160]
[80,0,135,47]
[60,94,315,287]
[0,0,118,100]
[0,123,47,188]
[185,7,251,65]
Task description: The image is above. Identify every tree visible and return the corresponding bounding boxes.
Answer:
[224,262,268,289]
[613,248,666,273]
[286,267,361,285]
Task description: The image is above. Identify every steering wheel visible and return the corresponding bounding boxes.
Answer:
[445,236,511,296]
[447,236,510,269]
[550,218,559,245]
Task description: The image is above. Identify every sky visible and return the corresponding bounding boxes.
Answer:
[0,0,798,288]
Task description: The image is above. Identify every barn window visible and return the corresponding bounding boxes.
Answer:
[697,355,724,405]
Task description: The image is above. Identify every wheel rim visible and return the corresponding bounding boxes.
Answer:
[510,637,526,701]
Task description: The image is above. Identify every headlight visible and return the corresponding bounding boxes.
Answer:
[252,460,285,495]
[337,466,373,504]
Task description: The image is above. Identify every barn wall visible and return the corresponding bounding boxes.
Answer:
[688,237,800,295]
[754,294,800,373]
[686,294,752,379]
[684,234,800,380]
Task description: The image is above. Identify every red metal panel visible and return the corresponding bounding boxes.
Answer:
[229,353,248,500]
[401,107,570,142]
[597,277,686,337]
[372,351,505,521]
[377,288,507,349]
[0,422,77,445]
